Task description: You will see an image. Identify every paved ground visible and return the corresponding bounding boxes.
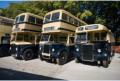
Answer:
[0,53,120,80]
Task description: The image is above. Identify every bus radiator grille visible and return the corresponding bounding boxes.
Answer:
[43,45,49,53]
[82,45,93,61]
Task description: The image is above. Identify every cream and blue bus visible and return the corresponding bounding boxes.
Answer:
[10,13,43,60]
[74,24,115,68]
[0,16,13,57]
[39,9,87,65]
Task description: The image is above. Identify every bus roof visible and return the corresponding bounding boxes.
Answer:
[76,24,111,33]
[45,9,87,25]
[0,16,14,21]
[16,12,43,20]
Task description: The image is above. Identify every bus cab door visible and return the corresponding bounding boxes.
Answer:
[67,35,75,58]
[0,36,10,57]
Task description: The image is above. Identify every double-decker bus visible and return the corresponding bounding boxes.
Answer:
[39,9,87,65]
[10,13,43,60]
[74,24,115,68]
[0,16,14,57]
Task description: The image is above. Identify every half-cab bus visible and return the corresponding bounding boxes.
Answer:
[10,13,43,60]
[0,16,14,57]
[39,9,87,65]
[74,24,115,68]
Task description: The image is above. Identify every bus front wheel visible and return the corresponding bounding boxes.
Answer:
[56,51,68,65]
[102,60,109,68]
[22,49,34,61]
[39,54,43,61]
[75,58,80,63]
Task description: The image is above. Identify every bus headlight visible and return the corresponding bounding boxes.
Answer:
[39,47,41,50]
[52,48,55,52]
[16,48,18,51]
[104,53,107,56]
[10,47,11,50]
[76,48,79,52]
[98,49,101,53]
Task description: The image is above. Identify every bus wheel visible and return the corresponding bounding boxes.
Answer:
[22,49,34,61]
[102,60,109,68]
[39,54,43,61]
[75,58,80,63]
[56,51,68,65]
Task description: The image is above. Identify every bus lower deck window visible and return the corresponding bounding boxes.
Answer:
[101,32,107,40]
[94,33,100,41]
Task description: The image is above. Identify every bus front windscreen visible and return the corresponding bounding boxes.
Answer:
[50,34,67,43]
[15,15,25,24]
[41,34,50,41]
[76,33,86,42]
[16,33,35,42]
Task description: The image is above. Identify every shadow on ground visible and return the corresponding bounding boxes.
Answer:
[0,55,11,58]
[0,67,62,80]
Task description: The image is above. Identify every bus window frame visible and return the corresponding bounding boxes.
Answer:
[28,15,36,24]
[19,15,25,23]
[36,18,43,25]
[62,13,68,22]
[44,14,51,23]
[51,12,60,21]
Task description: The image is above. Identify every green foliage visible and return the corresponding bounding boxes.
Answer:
[0,1,120,37]
[80,10,93,19]
[95,17,106,25]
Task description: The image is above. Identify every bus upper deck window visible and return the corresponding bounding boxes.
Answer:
[44,14,51,23]
[78,22,81,26]
[15,17,19,24]
[74,19,78,26]
[62,13,68,21]
[19,15,25,22]
[51,12,60,21]
[36,18,42,25]
[69,16,74,24]
[28,16,35,24]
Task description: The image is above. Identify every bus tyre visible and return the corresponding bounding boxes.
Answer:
[56,51,68,65]
[22,49,34,61]
[102,60,109,68]
[39,54,43,61]
[75,58,79,63]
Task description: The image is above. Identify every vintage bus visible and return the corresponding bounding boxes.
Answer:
[39,9,87,65]
[0,16,14,57]
[10,13,43,60]
[74,24,115,68]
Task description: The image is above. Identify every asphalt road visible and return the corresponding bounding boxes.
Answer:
[0,53,120,80]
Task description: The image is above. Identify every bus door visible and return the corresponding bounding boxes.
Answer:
[67,35,75,56]
[0,36,10,56]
